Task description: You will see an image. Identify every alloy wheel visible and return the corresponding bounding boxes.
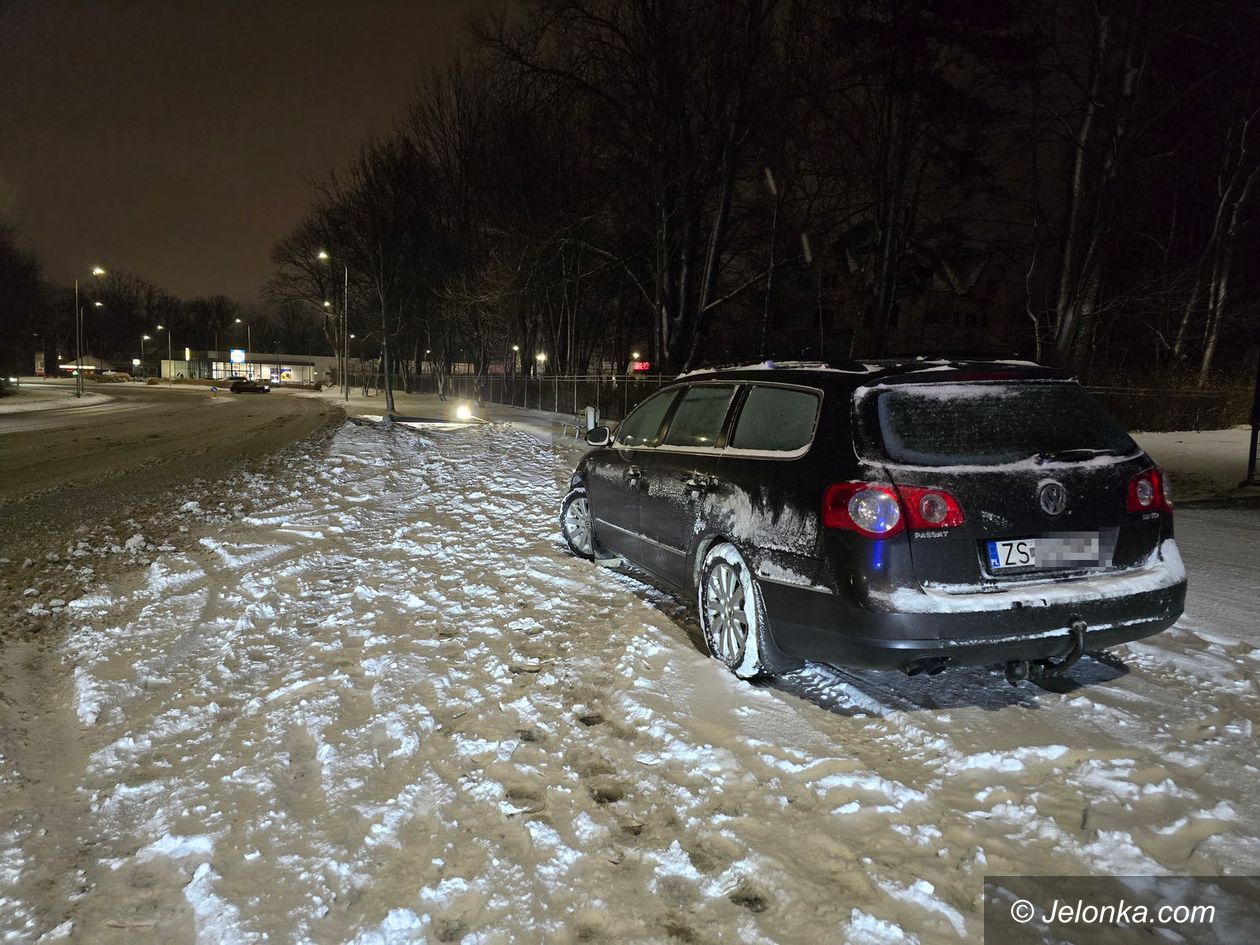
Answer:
[562,496,594,556]
[705,561,750,663]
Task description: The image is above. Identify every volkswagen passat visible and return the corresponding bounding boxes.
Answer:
[559,360,1185,683]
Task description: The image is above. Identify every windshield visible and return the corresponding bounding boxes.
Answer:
[868,381,1137,467]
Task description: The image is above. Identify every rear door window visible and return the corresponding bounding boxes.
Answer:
[729,386,821,453]
[868,382,1137,466]
[661,385,735,448]
[615,388,679,447]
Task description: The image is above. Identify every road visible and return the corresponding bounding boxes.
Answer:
[1,417,1255,943]
[0,382,334,598]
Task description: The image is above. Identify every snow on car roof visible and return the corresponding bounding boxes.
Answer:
[680,356,1049,381]
[677,359,873,378]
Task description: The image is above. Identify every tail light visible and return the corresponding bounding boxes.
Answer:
[897,485,966,529]
[823,482,965,537]
[823,483,904,537]
[1127,467,1172,513]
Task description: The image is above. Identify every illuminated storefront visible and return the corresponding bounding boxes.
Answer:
[161,350,325,385]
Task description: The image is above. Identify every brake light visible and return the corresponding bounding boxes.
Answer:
[823,482,904,537]
[1127,467,1172,513]
[897,485,966,528]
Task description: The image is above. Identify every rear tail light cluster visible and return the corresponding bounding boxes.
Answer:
[1127,467,1173,513]
[823,482,965,538]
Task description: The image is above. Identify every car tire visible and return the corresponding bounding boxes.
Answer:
[698,542,775,680]
[559,488,597,560]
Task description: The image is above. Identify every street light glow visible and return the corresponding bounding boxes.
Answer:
[91,266,106,277]
[536,352,547,362]
[512,345,519,351]
[631,351,641,358]
[323,300,332,309]
[92,301,103,308]
[317,250,330,260]
[143,334,151,341]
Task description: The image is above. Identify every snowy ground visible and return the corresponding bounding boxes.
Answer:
[2,418,1258,944]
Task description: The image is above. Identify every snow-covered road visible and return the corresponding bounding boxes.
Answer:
[3,420,1257,944]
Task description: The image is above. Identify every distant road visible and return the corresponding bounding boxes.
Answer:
[0,381,335,560]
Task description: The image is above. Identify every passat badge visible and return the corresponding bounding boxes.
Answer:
[1039,480,1068,516]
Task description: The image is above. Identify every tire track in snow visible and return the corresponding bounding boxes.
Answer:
[15,422,1258,945]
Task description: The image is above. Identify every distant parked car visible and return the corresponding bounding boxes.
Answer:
[229,378,270,394]
[559,359,1186,684]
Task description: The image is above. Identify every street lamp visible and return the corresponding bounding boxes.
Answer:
[234,317,251,356]
[317,250,350,403]
[140,334,151,377]
[156,324,172,385]
[74,266,106,397]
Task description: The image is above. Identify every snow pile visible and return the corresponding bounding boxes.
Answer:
[3,422,1256,943]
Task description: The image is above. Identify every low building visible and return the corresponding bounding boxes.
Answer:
[160,350,339,385]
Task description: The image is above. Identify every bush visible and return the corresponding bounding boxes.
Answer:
[145,376,160,385]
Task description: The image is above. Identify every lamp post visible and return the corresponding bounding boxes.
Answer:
[140,334,151,377]
[536,352,548,411]
[156,324,173,385]
[79,301,104,379]
[318,250,350,403]
[74,266,106,396]
[511,344,519,406]
[234,317,250,355]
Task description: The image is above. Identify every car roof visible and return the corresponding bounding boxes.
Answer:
[673,357,1072,391]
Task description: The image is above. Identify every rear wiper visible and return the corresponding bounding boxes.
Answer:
[1033,448,1120,464]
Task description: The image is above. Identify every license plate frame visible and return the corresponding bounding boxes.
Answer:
[987,534,1103,573]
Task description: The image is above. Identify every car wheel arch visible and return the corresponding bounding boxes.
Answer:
[688,532,764,592]
[693,536,797,677]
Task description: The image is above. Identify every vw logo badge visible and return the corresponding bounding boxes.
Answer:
[1039,480,1068,516]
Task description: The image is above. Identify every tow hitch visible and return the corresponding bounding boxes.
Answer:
[1005,618,1088,686]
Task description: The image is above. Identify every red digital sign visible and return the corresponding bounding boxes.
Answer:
[630,360,652,372]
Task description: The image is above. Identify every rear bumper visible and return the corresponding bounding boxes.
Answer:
[758,571,1186,671]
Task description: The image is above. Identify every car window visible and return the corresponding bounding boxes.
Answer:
[662,385,735,448]
[871,381,1137,466]
[615,389,679,447]
[730,386,820,452]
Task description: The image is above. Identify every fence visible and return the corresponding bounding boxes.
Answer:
[346,371,673,423]
[344,370,1251,432]
[1088,386,1250,432]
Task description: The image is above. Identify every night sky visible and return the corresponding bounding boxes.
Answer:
[0,0,481,302]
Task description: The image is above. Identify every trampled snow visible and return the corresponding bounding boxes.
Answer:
[2,419,1257,944]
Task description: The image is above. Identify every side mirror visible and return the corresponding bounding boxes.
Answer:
[585,425,611,447]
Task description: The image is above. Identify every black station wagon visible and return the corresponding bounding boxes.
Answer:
[559,359,1186,684]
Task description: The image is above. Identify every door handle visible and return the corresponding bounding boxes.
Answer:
[627,465,642,482]
[685,475,711,494]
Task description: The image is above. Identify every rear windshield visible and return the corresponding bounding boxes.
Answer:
[867,382,1137,467]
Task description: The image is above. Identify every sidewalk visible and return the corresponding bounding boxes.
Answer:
[0,381,111,415]
[296,386,586,449]
[1132,426,1258,502]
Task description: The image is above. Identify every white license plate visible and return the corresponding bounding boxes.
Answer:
[987,535,1101,572]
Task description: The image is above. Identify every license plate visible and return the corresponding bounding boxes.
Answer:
[987,534,1101,572]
